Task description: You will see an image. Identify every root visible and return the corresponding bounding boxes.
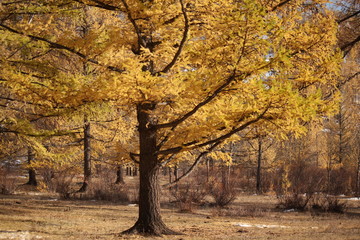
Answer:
[122,221,183,236]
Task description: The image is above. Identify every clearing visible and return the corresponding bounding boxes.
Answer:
[0,190,359,240]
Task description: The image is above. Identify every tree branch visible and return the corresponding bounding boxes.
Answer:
[271,0,292,11]
[73,0,121,11]
[120,0,146,52]
[129,152,140,164]
[157,0,189,74]
[0,23,125,73]
[337,9,360,23]
[157,107,269,156]
[341,34,360,56]
[155,72,246,130]
[162,141,221,188]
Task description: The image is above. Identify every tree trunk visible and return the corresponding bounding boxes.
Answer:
[256,137,262,194]
[123,102,179,236]
[26,147,37,186]
[78,117,91,192]
[168,167,172,183]
[356,154,360,197]
[206,159,210,182]
[115,165,125,184]
[327,165,332,194]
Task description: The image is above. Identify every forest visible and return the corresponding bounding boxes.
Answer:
[0,0,359,238]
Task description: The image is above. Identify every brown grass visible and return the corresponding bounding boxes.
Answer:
[0,190,359,240]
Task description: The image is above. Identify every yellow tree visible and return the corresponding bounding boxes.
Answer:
[1,0,341,235]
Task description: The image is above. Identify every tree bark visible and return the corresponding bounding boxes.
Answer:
[123,102,180,236]
[26,147,37,186]
[78,117,91,192]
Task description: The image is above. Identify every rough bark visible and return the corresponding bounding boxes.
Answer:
[26,147,37,186]
[78,118,91,192]
[122,102,180,236]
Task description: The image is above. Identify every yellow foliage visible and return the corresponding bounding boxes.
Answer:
[0,0,341,166]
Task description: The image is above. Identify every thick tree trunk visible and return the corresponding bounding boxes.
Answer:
[123,102,179,236]
[78,118,91,192]
[115,165,125,184]
[26,147,37,186]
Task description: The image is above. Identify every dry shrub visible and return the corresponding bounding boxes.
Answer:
[170,182,208,212]
[208,167,239,207]
[209,181,238,207]
[328,168,355,195]
[212,206,268,217]
[272,162,327,196]
[290,163,326,194]
[277,193,347,213]
[76,168,129,203]
[232,166,255,193]
[82,181,129,203]
[276,193,311,210]
[310,194,347,213]
[0,167,16,194]
[170,171,208,212]
[38,167,76,199]
[128,181,139,204]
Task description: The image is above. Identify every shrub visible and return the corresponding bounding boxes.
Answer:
[209,181,238,207]
[277,193,347,213]
[168,167,210,212]
[310,194,347,213]
[0,167,16,195]
[208,167,239,207]
[276,193,312,211]
[84,181,129,203]
[212,205,268,217]
[170,179,208,212]
[75,168,130,203]
[38,167,75,199]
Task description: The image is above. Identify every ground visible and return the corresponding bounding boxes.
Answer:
[0,190,359,240]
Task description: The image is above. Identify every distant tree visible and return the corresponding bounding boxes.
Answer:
[335,0,360,57]
[246,128,275,194]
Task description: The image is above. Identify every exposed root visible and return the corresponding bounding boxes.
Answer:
[122,221,183,236]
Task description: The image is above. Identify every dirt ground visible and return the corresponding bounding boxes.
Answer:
[0,189,359,240]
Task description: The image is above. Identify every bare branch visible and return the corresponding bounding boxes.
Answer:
[162,141,221,188]
[337,9,360,23]
[341,34,360,56]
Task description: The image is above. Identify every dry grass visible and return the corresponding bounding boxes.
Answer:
[0,190,359,240]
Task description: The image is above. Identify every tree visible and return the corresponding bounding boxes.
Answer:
[334,0,360,57]
[0,0,341,235]
[246,128,275,194]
